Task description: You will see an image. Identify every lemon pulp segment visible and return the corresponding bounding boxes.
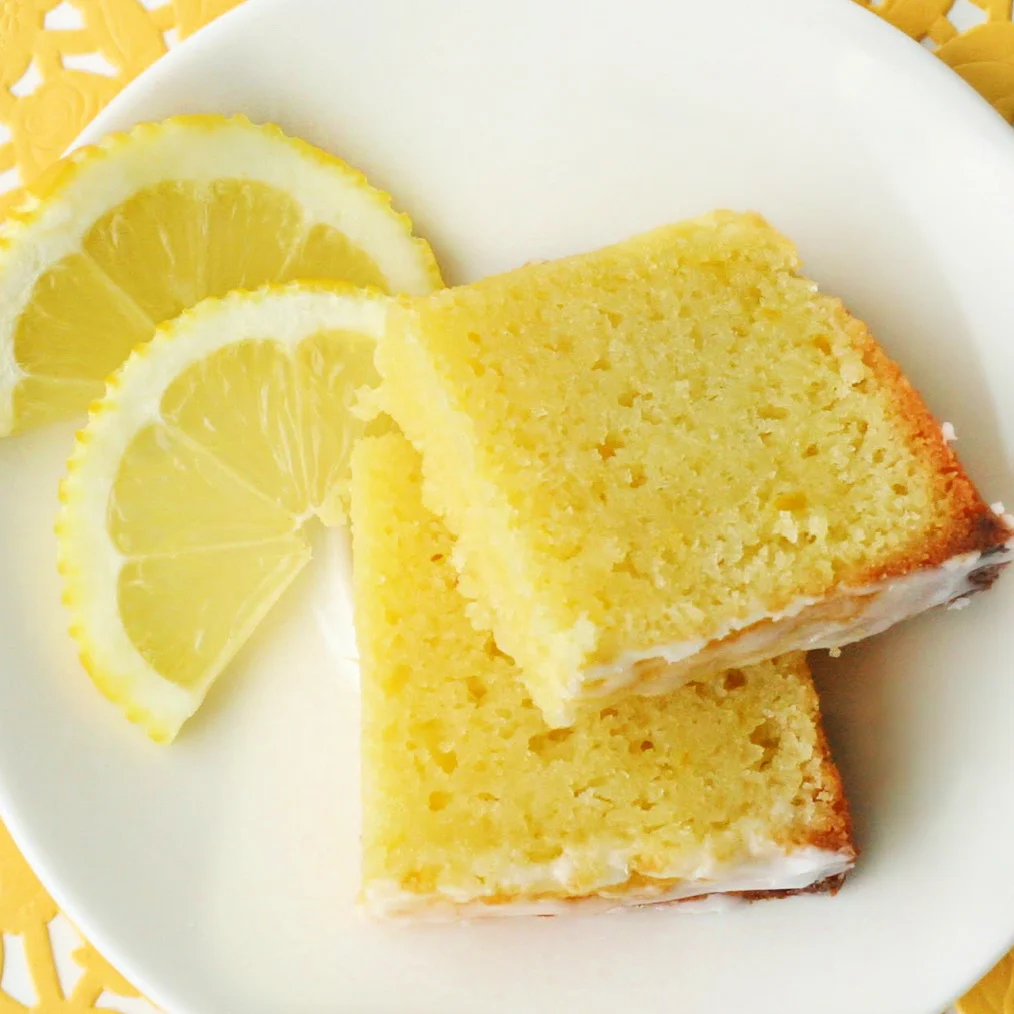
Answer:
[0,115,440,434]
[58,284,387,741]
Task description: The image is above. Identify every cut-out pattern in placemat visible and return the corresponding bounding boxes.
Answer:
[861,0,1014,119]
[0,821,157,1011]
[0,0,242,215]
[957,950,1014,1013]
[0,0,1011,1011]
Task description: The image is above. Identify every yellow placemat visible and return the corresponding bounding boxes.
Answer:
[0,0,1011,1010]
[0,0,241,216]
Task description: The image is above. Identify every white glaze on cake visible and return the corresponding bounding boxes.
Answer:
[578,539,1014,701]
[362,845,854,921]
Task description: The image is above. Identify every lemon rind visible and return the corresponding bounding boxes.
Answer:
[57,282,390,742]
[0,113,442,435]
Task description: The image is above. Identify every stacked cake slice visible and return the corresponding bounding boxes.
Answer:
[353,433,854,917]
[353,211,1011,917]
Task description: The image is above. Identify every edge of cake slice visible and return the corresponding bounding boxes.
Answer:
[353,432,855,919]
[377,211,1012,725]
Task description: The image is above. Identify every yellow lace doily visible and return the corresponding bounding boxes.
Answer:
[0,0,1012,1010]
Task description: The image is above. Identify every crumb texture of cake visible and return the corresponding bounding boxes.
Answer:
[377,211,1012,723]
[352,432,855,919]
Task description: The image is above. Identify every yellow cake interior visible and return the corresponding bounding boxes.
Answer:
[353,432,854,917]
[377,211,1009,723]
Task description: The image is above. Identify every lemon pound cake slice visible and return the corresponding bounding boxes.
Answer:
[377,211,1013,724]
[353,432,855,919]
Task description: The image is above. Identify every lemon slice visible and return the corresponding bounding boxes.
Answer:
[0,114,440,436]
[57,283,388,742]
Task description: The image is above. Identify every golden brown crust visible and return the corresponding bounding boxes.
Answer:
[837,304,1010,585]
[728,872,848,903]
[535,874,850,916]
[768,662,856,859]
[667,873,848,907]
[806,711,858,859]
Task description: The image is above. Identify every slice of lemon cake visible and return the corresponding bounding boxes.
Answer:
[353,432,855,918]
[377,211,1013,724]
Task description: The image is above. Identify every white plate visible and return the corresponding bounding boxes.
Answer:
[1,0,1014,1011]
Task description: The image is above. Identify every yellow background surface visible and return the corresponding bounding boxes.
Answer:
[0,0,1010,1010]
